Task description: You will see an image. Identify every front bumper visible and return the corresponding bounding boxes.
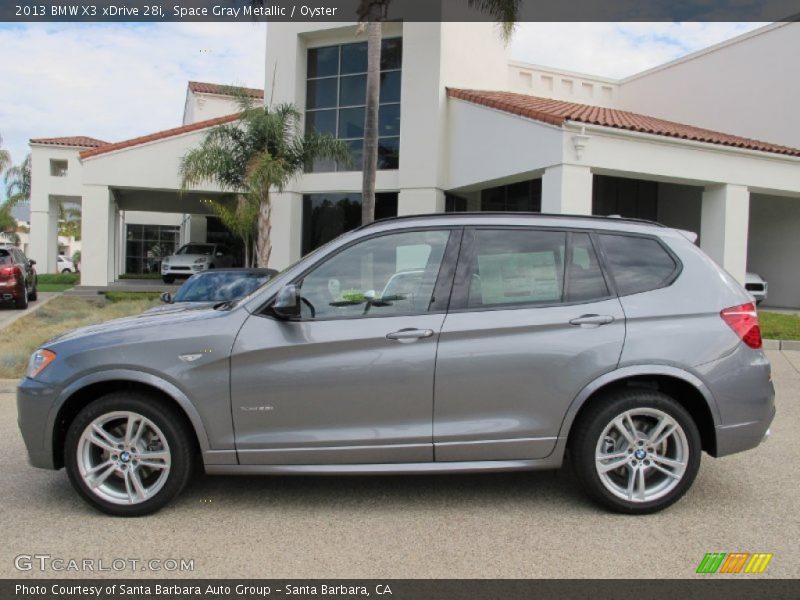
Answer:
[17,377,62,470]
[161,264,208,277]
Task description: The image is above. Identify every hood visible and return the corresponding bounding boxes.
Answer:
[142,301,216,315]
[44,303,227,347]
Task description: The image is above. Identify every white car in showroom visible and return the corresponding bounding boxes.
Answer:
[160,243,234,283]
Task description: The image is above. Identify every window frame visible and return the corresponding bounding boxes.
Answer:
[260,226,463,322]
[594,231,683,298]
[305,37,402,173]
[448,226,618,313]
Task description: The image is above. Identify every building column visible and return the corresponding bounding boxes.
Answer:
[541,165,593,215]
[269,191,303,271]
[29,196,59,274]
[701,184,750,284]
[397,188,445,216]
[80,185,115,286]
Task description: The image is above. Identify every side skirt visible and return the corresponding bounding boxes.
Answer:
[204,453,565,476]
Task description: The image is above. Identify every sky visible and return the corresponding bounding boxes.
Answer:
[0,21,767,195]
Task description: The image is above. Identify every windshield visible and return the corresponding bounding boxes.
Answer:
[174,271,274,303]
[176,244,214,256]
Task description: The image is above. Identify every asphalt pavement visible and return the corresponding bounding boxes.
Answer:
[1,349,798,579]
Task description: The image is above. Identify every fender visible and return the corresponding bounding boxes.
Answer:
[48,368,214,456]
[555,364,721,441]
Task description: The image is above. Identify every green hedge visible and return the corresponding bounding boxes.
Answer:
[37,273,80,285]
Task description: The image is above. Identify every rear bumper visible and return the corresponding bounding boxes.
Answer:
[715,403,775,457]
[0,281,23,301]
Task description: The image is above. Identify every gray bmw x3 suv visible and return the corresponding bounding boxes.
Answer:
[17,213,774,516]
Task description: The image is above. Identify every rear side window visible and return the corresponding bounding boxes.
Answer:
[0,250,12,266]
[566,233,609,302]
[466,229,566,308]
[599,234,678,296]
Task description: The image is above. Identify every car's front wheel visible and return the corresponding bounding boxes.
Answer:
[162,275,175,284]
[571,389,701,514]
[64,392,195,516]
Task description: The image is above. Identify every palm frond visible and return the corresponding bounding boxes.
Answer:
[467,0,520,42]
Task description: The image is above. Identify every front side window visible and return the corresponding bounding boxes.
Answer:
[297,230,450,320]
[598,234,678,296]
[466,229,566,308]
[305,38,402,173]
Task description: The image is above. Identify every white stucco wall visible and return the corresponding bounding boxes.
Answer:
[183,92,244,125]
[618,23,800,148]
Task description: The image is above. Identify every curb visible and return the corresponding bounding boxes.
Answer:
[0,292,60,332]
[763,339,800,351]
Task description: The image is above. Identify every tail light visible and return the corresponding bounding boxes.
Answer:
[0,266,19,283]
[720,303,762,349]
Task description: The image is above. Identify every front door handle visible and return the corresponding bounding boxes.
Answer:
[386,328,435,342]
[569,314,615,327]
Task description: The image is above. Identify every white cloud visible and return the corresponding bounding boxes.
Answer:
[510,22,768,79]
[0,22,266,166]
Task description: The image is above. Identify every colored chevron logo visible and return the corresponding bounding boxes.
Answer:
[697,552,773,574]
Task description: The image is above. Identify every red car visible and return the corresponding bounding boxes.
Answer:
[0,246,37,309]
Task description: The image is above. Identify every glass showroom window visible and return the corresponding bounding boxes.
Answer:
[125,224,180,274]
[305,38,402,172]
[302,192,398,254]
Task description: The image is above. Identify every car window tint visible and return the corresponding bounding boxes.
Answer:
[467,229,566,308]
[566,233,609,303]
[599,234,677,296]
[0,250,12,265]
[298,230,451,319]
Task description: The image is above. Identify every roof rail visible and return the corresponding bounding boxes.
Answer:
[361,212,667,229]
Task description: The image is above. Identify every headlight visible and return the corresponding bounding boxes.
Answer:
[162,257,170,265]
[194,257,208,264]
[27,349,56,379]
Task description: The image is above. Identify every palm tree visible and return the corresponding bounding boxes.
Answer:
[356,0,520,224]
[203,195,259,267]
[181,92,350,267]
[4,153,31,209]
[0,134,11,176]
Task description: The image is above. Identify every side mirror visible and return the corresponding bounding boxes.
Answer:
[160,292,173,304]
[216,251,224,257]
[271,284,300,318]
[29,259,36,266]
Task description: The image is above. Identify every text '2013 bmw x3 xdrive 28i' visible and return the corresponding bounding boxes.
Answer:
[18,214,774,516]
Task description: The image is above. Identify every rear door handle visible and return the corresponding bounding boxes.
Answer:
[386,328,435,342]
[569,314,615,327]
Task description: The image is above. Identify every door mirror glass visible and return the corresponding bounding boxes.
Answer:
[272,284,301,318]
[160,292,172,304]
[28,259,36,266]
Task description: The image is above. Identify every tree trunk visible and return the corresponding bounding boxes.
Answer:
[256,193,272,268]
[361,18,382,226]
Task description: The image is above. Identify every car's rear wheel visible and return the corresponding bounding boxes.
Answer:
[64,392,194,517]
[162,276,175,284]
[571,389,701,514]
[61,268,71,274]
[14,285,28,309]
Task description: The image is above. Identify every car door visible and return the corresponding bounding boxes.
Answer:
[433,227,625,461]
[230,227,461,465]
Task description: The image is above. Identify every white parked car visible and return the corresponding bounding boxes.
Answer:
[745,272,768,305]
[161,243,234,283]
[56,255,76,273]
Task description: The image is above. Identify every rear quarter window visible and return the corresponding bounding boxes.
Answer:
[598,234,678,296]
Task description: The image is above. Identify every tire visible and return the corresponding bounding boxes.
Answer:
[162,276,175,284]
[61,269,71,274]
[64,392,195,517]
[14,286,28,309]
[28,285,37,302]
[571,388,701,514]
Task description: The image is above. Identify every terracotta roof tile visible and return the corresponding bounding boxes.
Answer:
[79,113,240,159]
[447,89,800,158]
[30,136,108,148]
[188,81,263,99]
